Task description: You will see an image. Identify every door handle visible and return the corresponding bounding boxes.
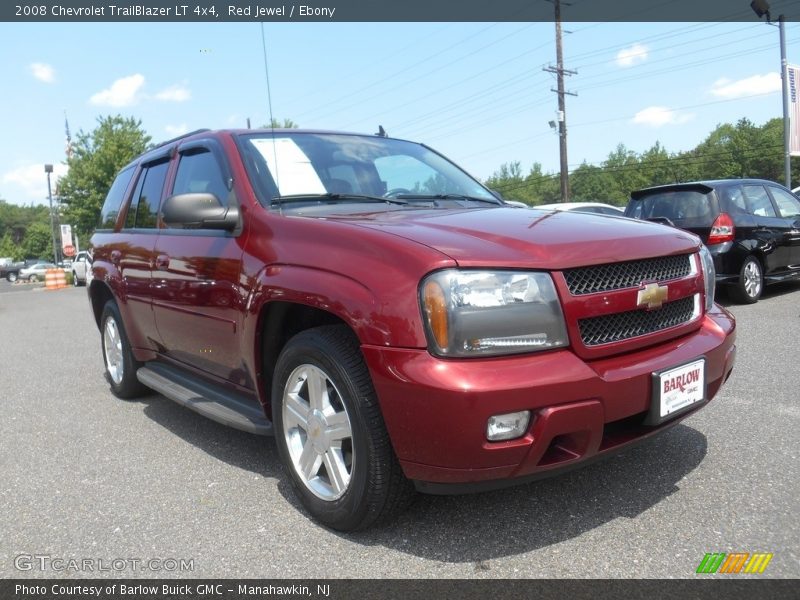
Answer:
[155,254,170,270]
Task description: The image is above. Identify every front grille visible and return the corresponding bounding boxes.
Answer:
[579,296,696,346]
[564,254,692,296]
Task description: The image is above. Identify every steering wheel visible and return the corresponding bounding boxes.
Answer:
[383,187,413,198]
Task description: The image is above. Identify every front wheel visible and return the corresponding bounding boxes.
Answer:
[100,300,147,399]
[732,255,763,304]
[7,272,17,283]
[272,325,413,531]
[28,274,38,282]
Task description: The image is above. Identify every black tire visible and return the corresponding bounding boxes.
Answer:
[731,255,763,304]
[7,272,17,283]
[28,274,38,282]
[100,300,148,399]
[271,325,414,531]
[72,271,79,287]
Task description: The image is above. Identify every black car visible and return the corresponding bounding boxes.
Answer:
[625,179,800,303]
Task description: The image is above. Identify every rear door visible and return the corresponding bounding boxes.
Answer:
[765,185,800,268]
[741,184,793,275]
[150,139,249,385]
[117,158,171,348]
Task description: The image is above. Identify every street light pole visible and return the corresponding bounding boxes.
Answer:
[44,164,59,265]
[779,14,791,188]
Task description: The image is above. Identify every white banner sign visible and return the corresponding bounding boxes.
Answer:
[60,224,73,250]
[789,65,800,157]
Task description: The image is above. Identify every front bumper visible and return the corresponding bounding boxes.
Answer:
[362,305,736,491]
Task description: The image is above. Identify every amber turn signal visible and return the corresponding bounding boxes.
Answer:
[423,280,449,350]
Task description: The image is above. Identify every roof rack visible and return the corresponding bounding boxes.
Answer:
[152,128,211,150]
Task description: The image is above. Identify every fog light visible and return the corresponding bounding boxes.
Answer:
[486,410,531,441]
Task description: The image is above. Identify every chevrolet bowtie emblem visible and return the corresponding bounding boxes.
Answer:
[637,282,668,309]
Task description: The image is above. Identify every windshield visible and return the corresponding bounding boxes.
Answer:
[237,132,496,207]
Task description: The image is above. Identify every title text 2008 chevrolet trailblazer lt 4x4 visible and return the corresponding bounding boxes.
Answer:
[89,129,736,530]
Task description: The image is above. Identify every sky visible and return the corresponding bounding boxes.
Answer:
[2,15,800,205]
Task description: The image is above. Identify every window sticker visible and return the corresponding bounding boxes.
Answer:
[251,137,326,195]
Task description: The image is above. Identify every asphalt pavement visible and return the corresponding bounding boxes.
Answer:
[0,280,798,578]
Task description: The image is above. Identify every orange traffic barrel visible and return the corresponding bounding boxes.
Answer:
[45,269,59,290]
[55,268,67,289]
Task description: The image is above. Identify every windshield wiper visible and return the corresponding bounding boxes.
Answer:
[272,193,407,206]
[395,193,502,205]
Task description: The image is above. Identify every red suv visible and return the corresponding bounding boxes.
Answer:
[89,129,736,530]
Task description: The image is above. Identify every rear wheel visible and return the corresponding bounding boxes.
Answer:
[72,271,79,287]
[272,325,414,531]
[7,272,17,283]
[100,300,147,399]
[732,255,762,304]
[28,274,38,282]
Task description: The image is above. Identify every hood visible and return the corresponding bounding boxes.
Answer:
[322,206,700,269]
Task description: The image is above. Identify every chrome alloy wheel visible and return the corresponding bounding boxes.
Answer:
[282,364,354,501]
[743,260,762,299]
[103,317,124,386]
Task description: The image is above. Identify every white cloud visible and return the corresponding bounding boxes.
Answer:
[30,62,55,83]
[165,123,188,137]
[2,163,69,203]
[89,74,145,107]
[710,73,781,99]
[616,43,648,68]
[155,84,191,102]
[632,106,695,127]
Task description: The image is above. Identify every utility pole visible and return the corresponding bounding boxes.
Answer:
[751,1,792,187]
[544,0,576,202]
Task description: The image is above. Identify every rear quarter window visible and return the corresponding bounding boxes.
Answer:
[98,166,136,230]
[629,190,715,227]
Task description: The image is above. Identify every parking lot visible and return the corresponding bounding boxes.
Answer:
[0,279,798,579]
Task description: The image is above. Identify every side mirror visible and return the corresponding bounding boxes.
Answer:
[161,193,239,231]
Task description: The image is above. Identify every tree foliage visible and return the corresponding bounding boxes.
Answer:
[486,117,797,205]
[264,118,299,129]
[58,115,151,240]
[20,221,54,260]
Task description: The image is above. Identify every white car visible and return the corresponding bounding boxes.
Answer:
[535,202,625,216]
[71,251,92,286]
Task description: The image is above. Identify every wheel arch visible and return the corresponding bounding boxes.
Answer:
[88,279,115,330]
[255,300,353,418]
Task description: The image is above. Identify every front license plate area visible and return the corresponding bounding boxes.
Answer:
[645,358,706,425]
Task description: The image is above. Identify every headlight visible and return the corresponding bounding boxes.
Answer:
[419,270,568,357]
[698,245,716,311]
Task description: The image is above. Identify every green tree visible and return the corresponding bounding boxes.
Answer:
[264,118,299,128]
[58,115,151,241]
[20,221,53,260]
[0,232,23,261]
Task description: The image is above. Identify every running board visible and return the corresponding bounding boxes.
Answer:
[136,364,273,436]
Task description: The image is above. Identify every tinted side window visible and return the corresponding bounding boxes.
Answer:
[768,186,800,218]
[98,166,135,229]
[126,160,169,229]
[172,149,229,208]
[718,186,747,215]
[743,185,777,217]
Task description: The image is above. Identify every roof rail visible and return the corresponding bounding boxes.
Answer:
[152,128,211,149]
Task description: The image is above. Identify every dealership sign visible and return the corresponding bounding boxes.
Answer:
[789,65,800,156]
